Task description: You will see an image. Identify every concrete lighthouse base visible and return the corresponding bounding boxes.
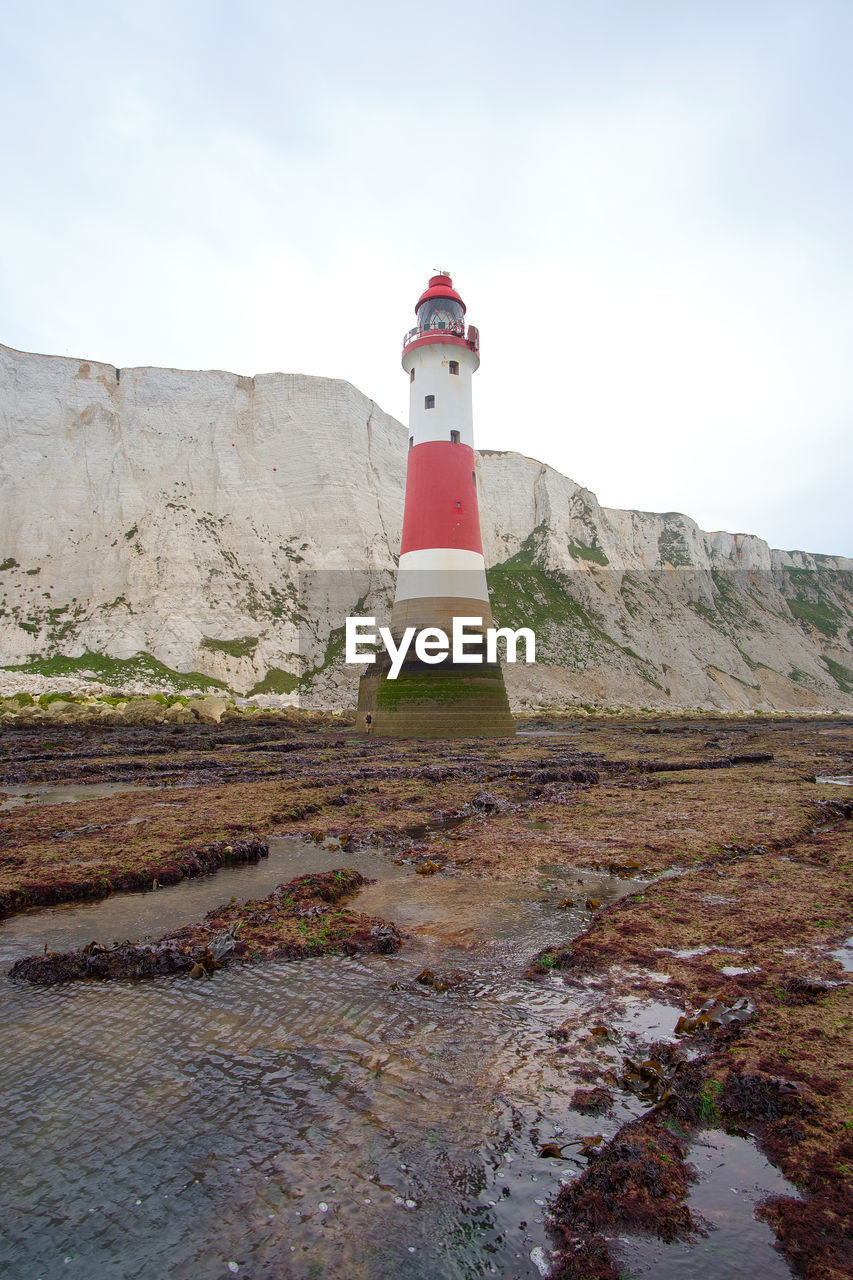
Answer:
[357,651,515,738]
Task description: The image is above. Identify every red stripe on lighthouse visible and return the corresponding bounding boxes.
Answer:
[399,441,483,556]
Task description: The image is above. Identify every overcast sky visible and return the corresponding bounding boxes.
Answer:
[1,0,851,557]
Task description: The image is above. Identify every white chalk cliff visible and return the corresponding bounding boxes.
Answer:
[1,342,852,712]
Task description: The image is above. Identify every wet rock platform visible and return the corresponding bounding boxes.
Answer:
[1,711,851,1278]
[10,867,403,984]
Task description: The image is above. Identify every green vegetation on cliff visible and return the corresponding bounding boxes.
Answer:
[2,651,228,692]
[200,635,259,660]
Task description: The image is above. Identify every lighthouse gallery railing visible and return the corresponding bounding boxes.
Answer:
[403,321,480,352]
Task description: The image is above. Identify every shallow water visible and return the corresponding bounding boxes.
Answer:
[0,841,642,1280]
[832,934,853,972]
[815,774,853,786]
[610,1128,800,1278]
[0,780,144,811]
[0,837,796,1279]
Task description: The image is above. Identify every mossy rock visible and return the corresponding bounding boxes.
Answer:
[38,692,82,707]
[5,692,35,707]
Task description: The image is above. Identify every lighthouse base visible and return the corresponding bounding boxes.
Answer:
[357,652,515,739]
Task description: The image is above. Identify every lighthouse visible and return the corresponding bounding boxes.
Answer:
[358,272,515,737]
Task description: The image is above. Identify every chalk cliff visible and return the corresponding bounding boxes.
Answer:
[1,342,851,712]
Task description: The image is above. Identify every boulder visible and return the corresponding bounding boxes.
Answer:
[122,698,168,725]
[42,700,79,720]
[186,696,229,724]
[98,708,127,725]
[163,704,196,724]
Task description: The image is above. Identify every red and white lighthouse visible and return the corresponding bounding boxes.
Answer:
[392,272,490,633]
[358,272,514,737]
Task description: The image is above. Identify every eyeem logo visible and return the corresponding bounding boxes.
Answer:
[345,616,536,680]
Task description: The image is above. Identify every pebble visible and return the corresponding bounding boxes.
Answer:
[318,1202,329,1212]
[228,1265,239,1275]
[530,1246,550,1276]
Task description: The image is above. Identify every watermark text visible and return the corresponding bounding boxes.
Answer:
[345,616,536,679]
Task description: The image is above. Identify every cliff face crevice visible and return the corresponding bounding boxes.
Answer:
[1,342,851,711]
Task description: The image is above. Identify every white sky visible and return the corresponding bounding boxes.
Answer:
[1,0,851,557]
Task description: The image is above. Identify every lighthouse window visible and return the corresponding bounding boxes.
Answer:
[408,436,413,450]
[425,395,435,409]
[410,368,415,383]
[450,430,460,444]
[449,361,459,375]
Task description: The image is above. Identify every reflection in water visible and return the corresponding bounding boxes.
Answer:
[0,781,144,811]
[611,1129,801,1279]
[0,839,793,1279]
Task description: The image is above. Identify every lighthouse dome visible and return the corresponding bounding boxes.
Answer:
[415,273,466,333]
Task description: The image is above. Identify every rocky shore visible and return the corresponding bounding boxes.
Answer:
[10,867,402,984]
[1,712,851,1278]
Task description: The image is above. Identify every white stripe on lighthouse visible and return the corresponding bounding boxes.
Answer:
[395,547,489,602]
[398,548,486,574]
